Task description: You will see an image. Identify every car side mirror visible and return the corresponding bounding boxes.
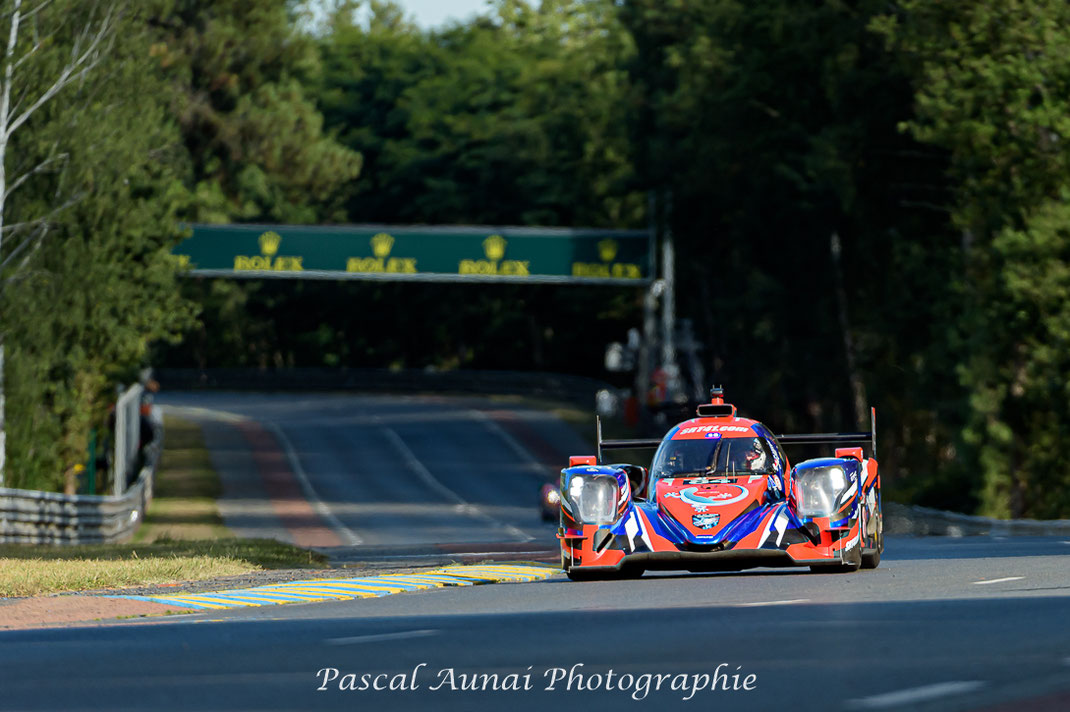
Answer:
[612,464,649,500]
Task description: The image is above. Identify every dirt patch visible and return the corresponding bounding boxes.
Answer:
[0,595,190,631]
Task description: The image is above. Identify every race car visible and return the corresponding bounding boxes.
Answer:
[558,387,883,580]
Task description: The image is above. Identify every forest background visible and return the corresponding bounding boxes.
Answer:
[1,0,1067,521]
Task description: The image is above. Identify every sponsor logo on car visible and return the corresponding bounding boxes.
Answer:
[664,485,751,511]
[693,513,720,529]
[676,424,752,436]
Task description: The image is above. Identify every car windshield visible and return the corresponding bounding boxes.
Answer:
[651,436,775,479]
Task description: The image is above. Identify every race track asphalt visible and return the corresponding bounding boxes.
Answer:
[159,392,589,550]
[2,536,1068,712]
[2,393,1067,712]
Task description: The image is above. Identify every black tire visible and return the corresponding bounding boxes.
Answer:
[861,494,884,569]
[861,522,883,569]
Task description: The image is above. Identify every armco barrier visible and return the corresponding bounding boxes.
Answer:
[885,501,1070,537]
[0,426,161,545]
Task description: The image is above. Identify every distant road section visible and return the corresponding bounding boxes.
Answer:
[159,392,589,552]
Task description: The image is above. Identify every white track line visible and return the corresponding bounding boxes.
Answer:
[161,404,247,424]
[266,422,363,546]
[848,681,985,709]
[735,599,809,607]
[382,427,533,543]
[971,576,1023,585]
[325,629,439,646]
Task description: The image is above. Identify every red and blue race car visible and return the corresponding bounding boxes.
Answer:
[559,387,883,580]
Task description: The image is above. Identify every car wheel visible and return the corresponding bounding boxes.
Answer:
[861,517,883,569]
[861,494,883,569]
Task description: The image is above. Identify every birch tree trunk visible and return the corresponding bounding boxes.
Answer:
[0,0,21,487]
[0,0,118,485]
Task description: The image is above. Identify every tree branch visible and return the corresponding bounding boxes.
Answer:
[6,4,120,138]
[0,191,82,237]
[0,219,48,274]
[3,150,68,199]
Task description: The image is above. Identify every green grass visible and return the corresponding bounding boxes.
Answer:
[0,539,328,598]
[0,416,327,598]
[134,415,231,542]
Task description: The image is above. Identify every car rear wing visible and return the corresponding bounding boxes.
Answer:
[595,407,877,463]
[595,416,661,464]
[776,407,877,457]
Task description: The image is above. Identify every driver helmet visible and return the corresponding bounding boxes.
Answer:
[746,439,767,471]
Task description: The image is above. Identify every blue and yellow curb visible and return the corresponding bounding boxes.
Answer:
[105,564,559,611]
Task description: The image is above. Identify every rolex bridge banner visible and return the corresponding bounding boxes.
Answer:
[174,224,654,284]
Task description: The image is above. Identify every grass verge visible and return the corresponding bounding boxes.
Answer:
[135,414,231,542]
[0,415,327,598]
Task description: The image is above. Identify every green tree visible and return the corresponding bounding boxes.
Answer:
[620,0,960,504]
[151,0,362,224]
[159,0,645,374]
[317,0,641,227]
[1,0,196,492]
[874,0,1070,517]
[151,0,367,378]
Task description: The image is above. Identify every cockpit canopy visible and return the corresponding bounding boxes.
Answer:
[651,435,776,479]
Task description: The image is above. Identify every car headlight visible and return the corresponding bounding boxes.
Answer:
[565,474,619,525]
[792,465,850,517]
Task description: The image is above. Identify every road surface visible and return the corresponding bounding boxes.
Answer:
[2,393,1067,712]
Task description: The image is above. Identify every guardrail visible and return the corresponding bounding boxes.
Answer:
[0,424,161,545]
[885,502,1070,537]
[113,383,144,496]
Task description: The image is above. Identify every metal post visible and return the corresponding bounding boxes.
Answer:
[661,224,677,384]
[636,191,659,420]
[637,280,663,419]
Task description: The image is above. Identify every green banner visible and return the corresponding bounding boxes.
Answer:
[174,224,653,284]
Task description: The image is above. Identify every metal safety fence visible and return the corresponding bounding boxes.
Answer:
[0,383,162,545]
[884,502,1070,537]
[113,383,144,496]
